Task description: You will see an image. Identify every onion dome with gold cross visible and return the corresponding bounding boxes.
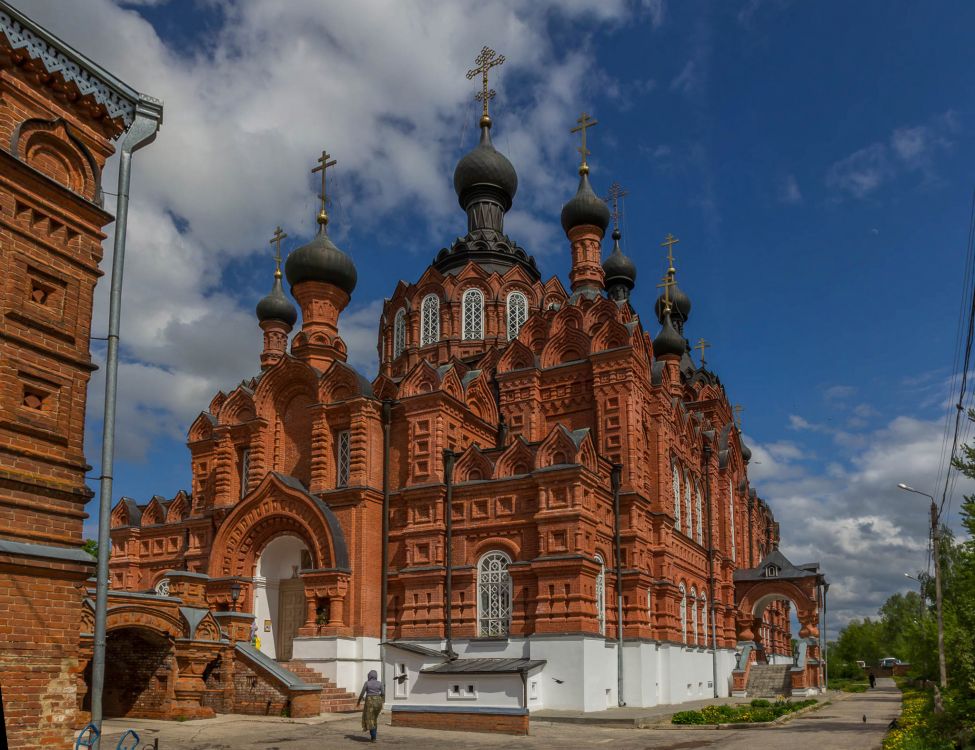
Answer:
[284,151,358,295]
[257,227,298,326]
[653,309,685,358]
[603,228,637,300]
[561,112,610,235]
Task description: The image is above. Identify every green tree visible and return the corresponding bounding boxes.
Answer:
[82,538,97,558]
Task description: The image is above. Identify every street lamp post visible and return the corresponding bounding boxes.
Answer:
[898,483,947,690]
[904,572,925,619]
[230,582,242,613]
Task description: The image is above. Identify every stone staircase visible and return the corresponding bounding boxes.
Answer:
[746,664,792,697]
[282,660,359,713]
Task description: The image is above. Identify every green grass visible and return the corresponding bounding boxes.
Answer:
[828,677,869,692]
[671,698,818,725]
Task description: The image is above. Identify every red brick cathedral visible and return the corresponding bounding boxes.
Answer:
[104,56,822,721]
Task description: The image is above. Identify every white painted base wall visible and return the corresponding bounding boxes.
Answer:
[291,635,380,694]
[383,637,738,713]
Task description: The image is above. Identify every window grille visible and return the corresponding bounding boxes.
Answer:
[595,555,606,636]
[679,583,687,644]
[155,578,170,597]
[701,593,708,646]
[691,586,698,644]
[506,292,528,340]
[696,485,703,544]
[477,551,512,636]
[685,480,693,536]
[393,308,407,358]
[239,448,250,499]
[337,430,351,487]
[420,294,439,345]
[672,463,681,530]
[462,289,484,340]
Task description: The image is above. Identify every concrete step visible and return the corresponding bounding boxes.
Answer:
[282,660,359,713]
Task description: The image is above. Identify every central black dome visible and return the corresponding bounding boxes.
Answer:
[285,230,357,296]
[453,120,518,211]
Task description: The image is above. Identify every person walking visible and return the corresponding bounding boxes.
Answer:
[357,669,385,742]
[868,672,877,689]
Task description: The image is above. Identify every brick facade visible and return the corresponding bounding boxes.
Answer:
[392,708,530,735]
[0,5,144,747]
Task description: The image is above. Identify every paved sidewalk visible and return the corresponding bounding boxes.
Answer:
[92,678,900,749]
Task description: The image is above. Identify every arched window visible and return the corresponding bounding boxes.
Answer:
[679,583,687,644]
[420,294,439,346]
[594,554,606,636]
[685,478,693,537]
[154,577,170,597]
[506,291,528,340]
[393,308,407,358]
[462,288,484,340]
[477,551,512,636]
[337,430,351,487]
[729,479,737,562]
[690,585,699,645]
[672,463,681,530]
[700,592,708,646]
[695,485,704,544]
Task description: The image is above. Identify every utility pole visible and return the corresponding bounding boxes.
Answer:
[898,483,947,690]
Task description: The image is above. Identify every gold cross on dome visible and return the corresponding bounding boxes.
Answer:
[656,273,675,313]
[311,150,337,227]
[734,404,745,430]
[570,111,598,173]
[605,182,628,231]
[467,46,506,120]
[661,233,680,271]
[269,226,288,276]
[695,338,711,367]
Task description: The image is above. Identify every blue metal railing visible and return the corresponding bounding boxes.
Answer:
[76,724,158,750]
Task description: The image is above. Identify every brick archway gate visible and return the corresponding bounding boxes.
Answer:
[732,549,826,696]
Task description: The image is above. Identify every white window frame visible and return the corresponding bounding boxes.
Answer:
[701,593,708,646]
[695,485,703,544]
[393,663,409,698]
[679,583,687,645]
[672,463,681,530]
[462,288,484,340]
[420,294,440,346]
[393,308,407,358]
[691,585,699,645]
[447,682,478,700]
[506,291,528,341]
[337,430,351,487]
[685,479,693,537]
[154,577,170,597]
[595,554,606,636]
[477,550,512,637]
[239,447,250,499]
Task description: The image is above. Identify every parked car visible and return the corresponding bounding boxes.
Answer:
[879,657,903,669]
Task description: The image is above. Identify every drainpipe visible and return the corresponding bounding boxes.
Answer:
[380,401,393,669]
[442,449,457,659]
[91,94,163,750]
[611,463,625,706]
[703,442,718,697]
[822,581,830,690]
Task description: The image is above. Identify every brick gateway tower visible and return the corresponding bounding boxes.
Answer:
[102,49,820,727]
[0,3,160,748]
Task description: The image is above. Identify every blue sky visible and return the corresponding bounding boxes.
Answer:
[15,0,975,633]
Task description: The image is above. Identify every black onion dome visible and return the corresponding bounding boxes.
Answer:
[284,230,357,295]
[603,229,637,288]
[453,123,518,211]
[256,274,298,327]
[740,438,753,463]
[654,281,692,323]
[653,311,685,358]
[561,170,610,234]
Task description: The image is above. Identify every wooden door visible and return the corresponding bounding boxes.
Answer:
[276,578,305,661]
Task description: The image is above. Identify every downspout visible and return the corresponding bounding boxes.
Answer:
[380,401,393,663]
[611,463,625,706]
[822,581,830,690]
[442,449,457,659]
[703,441,718,697]
[90,95,162,750]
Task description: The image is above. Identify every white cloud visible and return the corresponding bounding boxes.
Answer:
[779,174,802,204]
[670,60,699,95]
[642,0,666,28]
[826,110,959,199]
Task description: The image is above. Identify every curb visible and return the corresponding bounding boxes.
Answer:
[640,699,827,730]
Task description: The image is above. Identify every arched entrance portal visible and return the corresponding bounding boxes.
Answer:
[82,627,174,718]
[254,534,311,661]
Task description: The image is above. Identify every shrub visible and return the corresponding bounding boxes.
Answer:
[750,698,771,707]
[671,710,706,725]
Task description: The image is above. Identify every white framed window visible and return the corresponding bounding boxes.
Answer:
[685,479,693,537]
[594,554,606,636]
[672,463,681,530]
[506,291,528,340]
[679,583,687,644]
[695,485,703,544]
[239,448,250,499]
[690,585,698,645]
[729,479,737,562]
[420,294,440,346]
[447,683,477,700]
[337,430,351,487]
[462,289,484,340]
[477,551,512,637]
[700,593,708,646]
[393,308,407,358]
[393,663,409,698]
[154,577,170,597]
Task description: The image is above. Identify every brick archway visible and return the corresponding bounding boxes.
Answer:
[733,550,824,641]
[208,472,349,580]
